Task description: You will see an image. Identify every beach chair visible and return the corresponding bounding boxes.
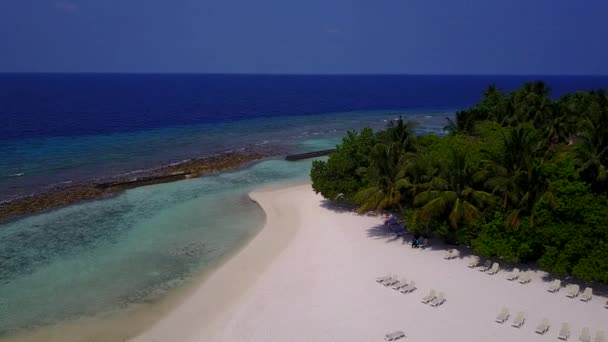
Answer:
[400,281,417,293]
[421,289,437,304]
[518,272,532,284]
[376,275,392,283]
[419,238,429,249]
[383,277,400,287]
[506,268,520,281]
[450,250,460,259]
[605,300,608,309]
[487,262,500,275]
[378,275,397,285]
[558,322,570,340]
[580,287,593,302]
[595,330,605,342]
[478,260,492,272]
[384,330,405,341]
[444,249,454,259]
[511,312,526,328]
[391,278,409,290]
[467,256,480,268]
[535,318,550,335]
[548,279,561,293]
[566,284,580,298]
[495,307,510,323]
[430,292,446,307]
[580,327,591,342]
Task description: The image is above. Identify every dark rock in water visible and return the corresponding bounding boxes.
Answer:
[0,152,270,223]
[285,149,335,161]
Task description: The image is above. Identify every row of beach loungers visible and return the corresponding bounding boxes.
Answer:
[555,324,605,342]
[376,275,445,306]
[465,255,601,304]
[376,275,417,294]
[495,306,605,341]
[378,275,445,340]
[464,256,502,276]
[376,275,446,307]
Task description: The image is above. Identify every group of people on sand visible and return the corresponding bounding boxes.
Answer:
[411,235,421,248]
[384,214,426,248]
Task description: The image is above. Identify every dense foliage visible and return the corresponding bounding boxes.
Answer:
[311,82,608,283]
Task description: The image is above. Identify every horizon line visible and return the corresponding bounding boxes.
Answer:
[1,72,608,77]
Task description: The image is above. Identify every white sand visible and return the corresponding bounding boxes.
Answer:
[133,184,607,342]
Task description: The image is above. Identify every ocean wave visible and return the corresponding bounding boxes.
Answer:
[8,173,24,177]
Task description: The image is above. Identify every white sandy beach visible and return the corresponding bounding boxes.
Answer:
[133,184,607,342]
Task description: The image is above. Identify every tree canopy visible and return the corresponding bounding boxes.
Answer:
[311,82,608,284]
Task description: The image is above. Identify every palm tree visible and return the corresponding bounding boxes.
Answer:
[444,109,477,135]
[575,90,608,191]
[354,142,413,212]
[413,149,494,229]
[505,81,552,126]
[483,126,542,209]
[483,125,555,227]
[479,84,506,122]
[506,164,556,227]
[543,100,577,146]
[383,118,417,150]
[576,123,608,190]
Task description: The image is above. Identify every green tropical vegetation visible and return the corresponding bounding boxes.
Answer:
[311,82,608,283]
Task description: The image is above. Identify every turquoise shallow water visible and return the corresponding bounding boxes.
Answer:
[0,110,447,337]
[0,155,323,336]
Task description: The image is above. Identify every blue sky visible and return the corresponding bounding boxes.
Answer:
[1,0,607,74]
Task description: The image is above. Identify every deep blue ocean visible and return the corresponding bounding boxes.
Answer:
[4,74,608,141]
[2,74,608,201]
[1,74,608,340]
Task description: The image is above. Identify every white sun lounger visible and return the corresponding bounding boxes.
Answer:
[392,279,409,290]
[380,276,397,286]
[478,260,492,272]
[444,249,455,259]
[518,271,531,284]
[566,284,580,298]
[605,300,608,309]
[430,292,446,307]
[443,249,460,259]
[487,262,500,275]
[506,268,520,281]
[400,281,417,293]
[548,279,561,293]
[535,318,550,335]
[495,307,510,323]
[384,277,400,287]
[558,322,570,340]
[580,327,591,342]
[468,256,480,268]
[421,289,437,304]
[384,330,405,341]
[511,312,526,328]
[580,287,593,302]
[595,330,605,342]
[377,275,393,283]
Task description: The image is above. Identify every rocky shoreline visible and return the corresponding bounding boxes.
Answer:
[0,152,271,223]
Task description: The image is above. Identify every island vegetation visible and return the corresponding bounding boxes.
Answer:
[311,82,608,283]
